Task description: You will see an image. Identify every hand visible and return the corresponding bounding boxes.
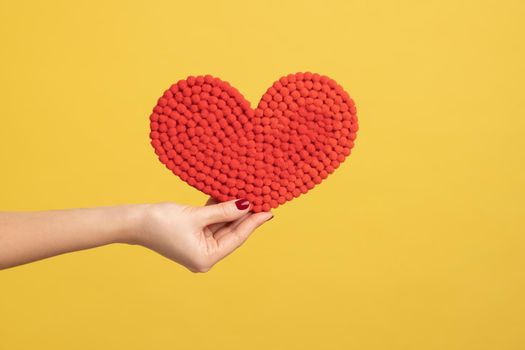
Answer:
[131,198,273,273]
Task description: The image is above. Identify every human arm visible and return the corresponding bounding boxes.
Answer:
[0,198,272,272]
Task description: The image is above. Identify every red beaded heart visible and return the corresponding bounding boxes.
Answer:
[149,72,358,212]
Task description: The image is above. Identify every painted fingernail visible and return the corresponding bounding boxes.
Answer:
[235,199,250,210]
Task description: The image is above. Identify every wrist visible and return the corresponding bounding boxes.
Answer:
[115,204,151,245]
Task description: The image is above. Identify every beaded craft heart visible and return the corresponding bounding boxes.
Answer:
[149,72,358,212]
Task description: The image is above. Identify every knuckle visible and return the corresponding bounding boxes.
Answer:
[219,203,234,219]
[184,205,200,219]
[196,265,211,273]
[189,256,213,273]
[190,264,211,273]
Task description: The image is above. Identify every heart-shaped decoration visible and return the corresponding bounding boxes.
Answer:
[149,72,358,212]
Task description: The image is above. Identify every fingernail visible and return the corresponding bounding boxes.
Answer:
[235,199,250,210]
[267,216,274,221]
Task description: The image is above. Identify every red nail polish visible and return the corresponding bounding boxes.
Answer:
[235,199,250,210]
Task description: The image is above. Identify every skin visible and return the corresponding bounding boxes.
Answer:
[0,198,273,272]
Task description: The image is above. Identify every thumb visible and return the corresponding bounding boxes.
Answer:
[194,198,251,225]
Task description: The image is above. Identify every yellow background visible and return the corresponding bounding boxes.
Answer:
[1,0,524,349]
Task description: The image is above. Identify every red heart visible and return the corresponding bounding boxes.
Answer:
[149,72,358,212]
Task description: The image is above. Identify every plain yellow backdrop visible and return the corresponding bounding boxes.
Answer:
[1,0,524,349]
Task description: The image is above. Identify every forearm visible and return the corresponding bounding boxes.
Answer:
[0,205,145,269]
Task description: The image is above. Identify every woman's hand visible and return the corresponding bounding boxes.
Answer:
[0,198,273,271]
[132,198,273,272]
